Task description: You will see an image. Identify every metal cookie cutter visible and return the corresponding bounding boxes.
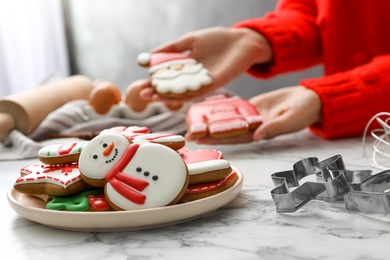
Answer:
[270,155,372,213]
[344,170,390,214]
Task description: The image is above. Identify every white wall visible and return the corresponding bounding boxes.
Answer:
[0,0,69,96]
[65,0,322,99]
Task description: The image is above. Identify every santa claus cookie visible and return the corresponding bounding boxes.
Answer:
[186,95,262,138]
[137,52,212,99]
[78,132,189,211]
[14,163,91,197]
[179,148,232,185]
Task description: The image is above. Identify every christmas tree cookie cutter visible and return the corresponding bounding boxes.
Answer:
[270,155,372,213]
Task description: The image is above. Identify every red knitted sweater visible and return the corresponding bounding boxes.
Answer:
[234,0,390,139]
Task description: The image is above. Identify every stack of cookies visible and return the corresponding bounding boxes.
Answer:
[13,126,238,212]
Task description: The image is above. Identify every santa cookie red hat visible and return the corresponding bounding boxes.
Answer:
[137,52,196,74]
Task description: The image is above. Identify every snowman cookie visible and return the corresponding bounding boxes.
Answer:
[137,52,212,99]
[78,132,189,211]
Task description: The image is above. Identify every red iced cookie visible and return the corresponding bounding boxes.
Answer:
[186,95,262,138]
[179,148,232,185]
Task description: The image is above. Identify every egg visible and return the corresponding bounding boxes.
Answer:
[89,81,122,114]
[124,80,150,112]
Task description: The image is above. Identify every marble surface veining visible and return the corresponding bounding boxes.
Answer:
[1,129,390,260]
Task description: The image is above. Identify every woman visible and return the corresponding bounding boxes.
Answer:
[137,0,390,144]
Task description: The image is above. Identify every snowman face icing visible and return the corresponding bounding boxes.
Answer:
[106,143,188,209]
[79,133,188,210]
[79,133,130,180]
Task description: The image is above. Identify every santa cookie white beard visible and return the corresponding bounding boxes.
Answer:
[137,52,212,99]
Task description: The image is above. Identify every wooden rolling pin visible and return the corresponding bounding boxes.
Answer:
[0,75,94,142]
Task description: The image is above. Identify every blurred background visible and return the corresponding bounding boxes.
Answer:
[0,0,321,99]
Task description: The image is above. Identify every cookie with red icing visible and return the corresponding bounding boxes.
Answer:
[186,95,262,138]
[179,148,232,185]
[137,52,212,99]
[14,163,91,197]
[38,141,88,165]
[100,126,186,151]
[37,126,185,166]
[46,189,111,212]
[78,132,189,211]
[180,171,239,202]
[178,148,237,202]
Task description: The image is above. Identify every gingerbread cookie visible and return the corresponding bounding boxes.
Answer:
[186,95,262,138]
[46,189,111,212]
[38,141,88,165]
[14,163,91,196]
[38,126,185,166]
[101,126,186,151]
[180,171,239,202]
[78,132,189,211]
[179,148,232,185]
[137,52,212,99]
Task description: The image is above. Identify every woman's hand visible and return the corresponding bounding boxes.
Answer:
[186,86,322,144]
[139,27,273,103]
[250,85,321,141]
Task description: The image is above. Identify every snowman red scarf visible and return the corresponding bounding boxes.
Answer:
[104,143,149,204]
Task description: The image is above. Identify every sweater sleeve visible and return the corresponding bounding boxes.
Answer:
[301,55,390,139]
[233,0,322,78]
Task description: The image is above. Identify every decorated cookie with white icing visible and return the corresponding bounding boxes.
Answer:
[37,126,185,166]
[100,125,150,136]
[137,52,212,99]
[180,171,239,202]
[14,163,91,196]
[78,132,189,211]
[38,141,88,165]
[101,126,186,151]
[186,95,262,138]
[179,149,232,185]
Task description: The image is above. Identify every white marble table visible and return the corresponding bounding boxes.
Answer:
[1,129,390,260]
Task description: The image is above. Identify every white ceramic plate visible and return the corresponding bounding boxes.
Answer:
[8,167,243,232]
